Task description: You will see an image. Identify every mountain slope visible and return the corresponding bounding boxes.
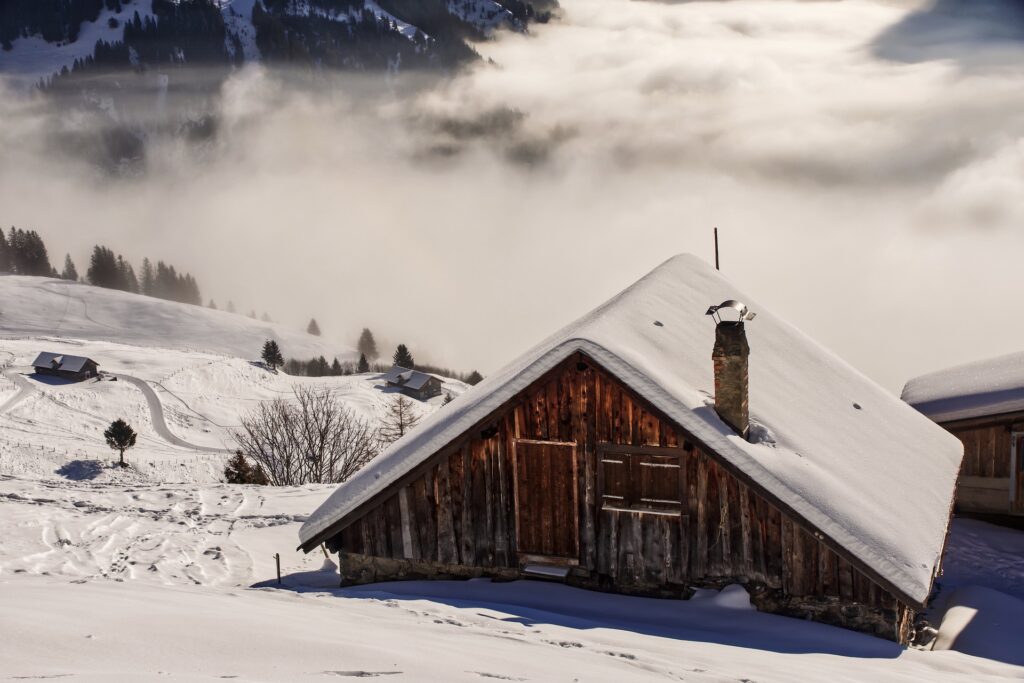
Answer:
[0,0,555,89]
[0,273,354,361]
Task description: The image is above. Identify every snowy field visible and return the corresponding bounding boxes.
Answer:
[1,475,1023,683]
[0,277,1022,680]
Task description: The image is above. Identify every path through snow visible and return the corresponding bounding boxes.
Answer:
[116,373,231,454]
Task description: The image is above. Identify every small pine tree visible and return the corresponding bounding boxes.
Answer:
[466,370,484,386]
[227,300,236,313]
[442,392,454,406]
[61,254,78,281]
[224,451,253,483]
[307,318,321,336]
[261,312,273,323]
[357,353,369,373]
[140,257,154,295]
[261,339,284,371]
[249,310,257,319]
[208,299,218,310]
[357,328,379,360]
[380,395,420,444]
[331,358,343,375]
[393,344,414,369]
[104,418,137,467]
[0,229,9,272]
[224,451,270,485]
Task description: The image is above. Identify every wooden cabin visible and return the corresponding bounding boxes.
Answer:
[31,352,99,381]
[301,255,962,644]
[903,354,1024,517]
[382,366,444,401]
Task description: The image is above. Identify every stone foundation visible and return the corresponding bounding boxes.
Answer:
[335,553,914,644]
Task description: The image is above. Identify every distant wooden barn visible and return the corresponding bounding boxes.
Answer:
[301,255,962,643]
[904,354,1024,517]
[31,352,99,381]
[382,366,443,401]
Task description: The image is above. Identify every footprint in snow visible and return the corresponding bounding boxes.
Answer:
[601,651,637,661]
[316,672,402,678]
[542,640,583,649]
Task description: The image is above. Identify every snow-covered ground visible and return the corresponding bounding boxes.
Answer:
[0,276,1022,680]
[1,477,1022,682]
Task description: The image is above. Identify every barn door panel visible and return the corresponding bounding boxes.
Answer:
[514,442,578,560]
[1014,435,1024,514]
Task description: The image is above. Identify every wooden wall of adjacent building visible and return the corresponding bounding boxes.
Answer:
[945,420,1019,515]
[328,353,914,641]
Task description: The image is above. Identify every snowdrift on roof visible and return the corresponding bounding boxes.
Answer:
[903,351,1024,423]
[301,254,962,606]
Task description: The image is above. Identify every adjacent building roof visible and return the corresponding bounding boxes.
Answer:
[902,351,1024,423]
[31,352,96,374]
[301,254,962,607]
[383,366,438,392]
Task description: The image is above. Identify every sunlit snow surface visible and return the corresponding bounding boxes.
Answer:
[0,268,1017,680]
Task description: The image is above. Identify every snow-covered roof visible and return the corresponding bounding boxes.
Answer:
[31,351,95,373]
[382,366,437,391]
[300,254,962,606]
[902,351,1024,423]
[381,365,411,384]
[402,371,437,391]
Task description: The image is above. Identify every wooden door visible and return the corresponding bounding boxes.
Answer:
[1014,435,1024,514]
[514,441,579,560]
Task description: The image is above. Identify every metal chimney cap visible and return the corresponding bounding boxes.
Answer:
[706,300,756,324]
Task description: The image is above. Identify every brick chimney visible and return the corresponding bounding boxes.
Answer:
[706,301,754,439]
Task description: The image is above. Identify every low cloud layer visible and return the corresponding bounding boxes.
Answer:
[2,0,1024,391]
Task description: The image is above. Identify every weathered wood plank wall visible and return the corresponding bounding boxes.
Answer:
[951,424,1011,478]
[330,353,909,638]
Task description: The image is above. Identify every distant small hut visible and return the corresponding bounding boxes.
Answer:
[31,352,99,382]
[904,353,1024,518]
[300,255,962,644]
[382,365,443,401]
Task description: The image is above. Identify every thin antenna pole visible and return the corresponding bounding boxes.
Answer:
[714,227,720,271]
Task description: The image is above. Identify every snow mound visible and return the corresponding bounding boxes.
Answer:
[902,351,1024,423]
[933,585,1024,666]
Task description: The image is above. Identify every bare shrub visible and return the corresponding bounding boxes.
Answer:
[233,385,378,486]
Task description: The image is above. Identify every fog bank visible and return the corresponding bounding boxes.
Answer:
[3,0,1024,391]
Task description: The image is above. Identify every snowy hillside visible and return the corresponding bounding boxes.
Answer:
[0,0,544,89]
[0,338,464,483]
[0,274,467,483]
[0,274,355,362]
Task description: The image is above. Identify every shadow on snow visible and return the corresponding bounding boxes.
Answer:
[255,571,904,660]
